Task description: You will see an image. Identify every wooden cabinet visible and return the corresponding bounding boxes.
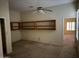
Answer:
[11,20,56,30]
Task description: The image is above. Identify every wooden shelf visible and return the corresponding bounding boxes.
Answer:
[10,22,21,30]
[10,20,56,30]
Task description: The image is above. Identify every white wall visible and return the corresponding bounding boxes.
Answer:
[0,0,12,56]
[21,3,76,45]
[10,10,22,42]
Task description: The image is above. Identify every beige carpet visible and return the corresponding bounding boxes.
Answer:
[8,39,77,58]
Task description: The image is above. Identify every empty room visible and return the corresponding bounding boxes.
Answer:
[0,0,79,58]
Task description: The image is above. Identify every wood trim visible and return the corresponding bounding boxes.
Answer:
[22,20,55,22]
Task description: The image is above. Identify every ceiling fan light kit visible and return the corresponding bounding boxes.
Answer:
[36,7,52,14]
[38,10,45,14]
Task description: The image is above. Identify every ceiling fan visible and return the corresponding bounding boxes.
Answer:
[32,7,53,14]
[37,7,52,12]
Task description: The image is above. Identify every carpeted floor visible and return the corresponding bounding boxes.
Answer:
[8,39,77,58]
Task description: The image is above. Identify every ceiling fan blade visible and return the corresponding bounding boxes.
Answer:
[44,9,52,12]
[33,10,46,14]
[33,11,37,14]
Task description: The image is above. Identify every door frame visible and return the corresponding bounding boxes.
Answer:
[0,17,7,57]
[0,18,7,56]
[63,17,76,42]
[76,9,79,41]
[75,9,79,57]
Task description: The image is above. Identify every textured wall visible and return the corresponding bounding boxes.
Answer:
[0,0,12,56]
[10,10,22,42]
[21,3,76,46]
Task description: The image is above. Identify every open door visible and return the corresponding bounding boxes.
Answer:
[0,18,7,57]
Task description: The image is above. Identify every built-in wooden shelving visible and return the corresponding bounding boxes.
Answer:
[10,20,56,30]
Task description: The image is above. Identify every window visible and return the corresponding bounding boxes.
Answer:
[66,22,75,31]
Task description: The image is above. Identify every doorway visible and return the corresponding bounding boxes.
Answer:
[0,18,7,57]
[64,18,76,46]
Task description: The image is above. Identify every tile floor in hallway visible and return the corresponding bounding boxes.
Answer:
[8,39,77,58]
[64,34,75,46]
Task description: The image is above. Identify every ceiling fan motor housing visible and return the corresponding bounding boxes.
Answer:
[37,7,44,10]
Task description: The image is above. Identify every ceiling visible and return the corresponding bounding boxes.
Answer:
[9,0,74,11]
